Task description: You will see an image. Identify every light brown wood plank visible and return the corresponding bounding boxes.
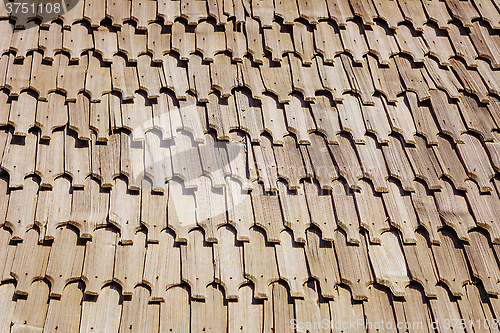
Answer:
[473,0,500,29]
[259,93,287,144]
[450,57,489,103]
[372,0,404,29]
[57,54,87,102]
[36,177,72,240]
[65,129,91,187]
[245,18,264,65]
[273,136,305,189]
[171,21,195,61]
[328,133,363,190]
[160,286,189,332]
[5,176,38,241]
[464,180,500,244]
[35,131,64,187]
[187,54,211,102]
[339,20,369,63]
[131,0,157,30]
[1,131,36,188]
[147,22,170,63]
[274,0,299,24]
[364,23,399,65]
[274,229,308,297]
[264,282,295,332]
[81,227,117,295]
[251,0,274,27]
[356,134,389,192]
[117,23,147,63]
[464,230,500,295]
[62,23,93,62]
[45,226,84,297]
[277,181,308,243]
[121,92,153,141]
[80,284,122,332]
[10,22,38,59]
[364,285,399,330]
[93,132,121,187]
[225,20,246,62]
[423,57,461,99]
[428,89,466,143]
[10,229,50,295]
[111,54,139,100]
[381,180,419,244]
[70,176,109,238]
[38,22,63,61]
[448,21,478,67]
[457,133,495,192]
[137,54,161,99]
[404,135,442,190]
[114,232,146,295]
[367,56,403,103]
[338,93,367,144]
[422,0,452,30]
[109,177,141,244]
[143,230,181,301]
[191,284,227,332]
[180,229,214,299]
[325,0,354,26]
[234,89,264,142]
[314,22,343,64]
[206,93,238,140]
[432,135,467,191]
[11,280,48,332]
[170,130,203,189]
[401,233,439,298]
[458,93,496,142]
[361,96,390,144]
[166,179,195,242]
[304,228,340,298]
[94,29,118,63]
[354,178,390,244]
[303,179,336,241]
[393,55,431,101]
[8,91,37,136]
[85,51,112,102]
[398,0,427,31]
[162,53,189,99]
[250,181,282,242]
[0,21,12,56]
[181,0,208,24]
[410,181,442,244]
[288,53,322,101]
[158,0,181,24]
[194,176,224,241]
[106,0,131,26]
[384,95,417,144]
[434,179,475,242]
[259,55,293,103]
[119,286,159,333]
[44,282,85,332]
[333,230,372,300]
[5,53,31,97]
[422,23,454,66]
[213,226,246,299]
[36,92,67,140]
[367,231,410,297]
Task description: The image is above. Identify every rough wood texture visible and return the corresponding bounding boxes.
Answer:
[0,3,499,330]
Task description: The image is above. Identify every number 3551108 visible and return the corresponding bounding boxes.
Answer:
[5,1,62,14]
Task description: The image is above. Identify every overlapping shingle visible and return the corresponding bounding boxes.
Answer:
[1,0,500,331]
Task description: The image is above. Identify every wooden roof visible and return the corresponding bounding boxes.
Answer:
[1,0,500,331]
